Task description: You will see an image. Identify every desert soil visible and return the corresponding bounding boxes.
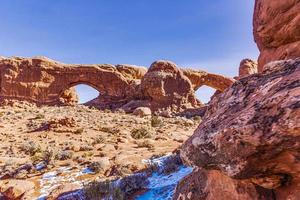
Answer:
[0,101,199,198]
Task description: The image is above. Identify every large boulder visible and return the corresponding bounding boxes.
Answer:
[173,168,273,200]
[140,60,200,112]
[176,59,300,199]
[59,87,78,105]
[133,107,152,117]
[0,180,36,199]
[254,0,300,71]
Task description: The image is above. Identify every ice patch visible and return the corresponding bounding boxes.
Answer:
[37,167,93,199]
[136,154,192,200]
[135,166,192,200]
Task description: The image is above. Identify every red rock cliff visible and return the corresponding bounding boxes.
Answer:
[254,0,300,71]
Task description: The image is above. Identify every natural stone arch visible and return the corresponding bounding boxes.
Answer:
[0,57,138,105]
[59,81,100,98]
[58,82,101,105]
[0,57,235,114]
[181,69,236,92]
[50,66,131,104]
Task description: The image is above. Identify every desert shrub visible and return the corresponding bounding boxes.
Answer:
[40,149,53,163]
[151,116,163,127]
[35,114,45,119]
[82,152,94,157]
[79,145,93,151]
[193,116,201,121]
[182,119,194,127]
[0,112,5,117]
[84,181,124,200]
[130,127,152,139]
[137,140,154,150]
[55,150,73,160]
[20,141,41,156]
[103,109,111,113]
[92,135,105,145]
[88,160,108,173]
[98,126,120,135]
[74,128,84,134]
[115,109,126,114]
[88,106,98,110]
[31,148,53,164]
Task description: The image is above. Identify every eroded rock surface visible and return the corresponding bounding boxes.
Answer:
[0,57,234,116]
[0,57,137,106]
[173,168,273,200]
[176,59,300,199]
[238,59,258,78]
[182,69,235,92]
[254,0,300,71]
[140,61,200,111]
[59,87,78,105]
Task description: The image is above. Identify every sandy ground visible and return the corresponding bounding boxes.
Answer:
[0,101,200,198]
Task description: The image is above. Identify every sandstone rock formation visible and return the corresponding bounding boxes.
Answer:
[115,64,147,80]
[182,69,235,92]
[254,0,300,71]
[0,56,140,106]
[140,60,199,110]
[174,59,300,199]
[0,180,36,199]
[133,107,152,117]
[0,57,234,116]
[173,168,273,200]
[238,58,258,78]
[59,87,78,105]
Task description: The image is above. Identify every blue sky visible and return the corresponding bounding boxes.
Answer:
[0,0,259,103]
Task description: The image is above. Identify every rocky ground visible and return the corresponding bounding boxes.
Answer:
[0,101,199,199]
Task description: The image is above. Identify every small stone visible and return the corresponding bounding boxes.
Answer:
[133,107,152,117]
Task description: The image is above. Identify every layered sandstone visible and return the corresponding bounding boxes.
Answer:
[0,57,234,116]
[116,64,147,80]
[174,59,300,199]
[254,0,300,71]
[0,57,140,106]
[122,61,235,115]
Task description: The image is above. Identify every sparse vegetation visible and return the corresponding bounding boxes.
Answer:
[92,135,105,145]
[55,150,73,160]
[20,141,41,156]
[88,159,108,173]
[98,126,120,135]
[83,151,94,157]
[137,139,154,150]
[193,116,201,121]
[0,101,198,198]
[151,116,163,127]
[35,114,45,119]
[74,128,84,134]
[31,148,53,164]
[80,145,93,151]
[84,181,124,200]
[130,127,152,139]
